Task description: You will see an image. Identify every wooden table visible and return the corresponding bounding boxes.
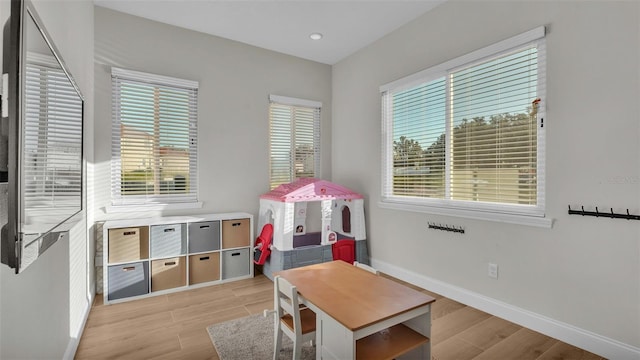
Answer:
[276,260,436,360]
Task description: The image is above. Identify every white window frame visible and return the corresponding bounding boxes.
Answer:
[379,27,551,228]
[110,67,200,210]
[268,94,321,189]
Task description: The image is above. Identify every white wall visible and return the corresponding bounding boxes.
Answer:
[332,0,639,357]
[93,7,332,224]
[0,0,94,358]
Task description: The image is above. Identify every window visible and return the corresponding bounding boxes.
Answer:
[269,95,321,189]
[381,27,547,224]
[111,68,198,206]
[342,206,351,233]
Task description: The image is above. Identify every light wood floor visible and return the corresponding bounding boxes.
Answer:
[75,273,605,360]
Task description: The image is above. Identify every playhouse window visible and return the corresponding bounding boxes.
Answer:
[380,27,548,224]
[269,95,321,189]
[342,206,351,233]
[111,68,199,206]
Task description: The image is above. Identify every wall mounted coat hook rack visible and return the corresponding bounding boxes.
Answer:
[568,205,640,220]
[428,222,465,234]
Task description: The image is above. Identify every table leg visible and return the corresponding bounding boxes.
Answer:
[317,311,356,360]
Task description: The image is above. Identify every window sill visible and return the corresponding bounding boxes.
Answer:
[378,200,553,228]
[105,202,203,214]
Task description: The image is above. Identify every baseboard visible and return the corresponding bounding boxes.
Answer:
[62,293,93,360]
[372,258,640,360]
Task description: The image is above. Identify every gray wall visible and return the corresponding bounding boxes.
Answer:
[93,7,332,223]
[332,0,639,353]
[0,0,94,358]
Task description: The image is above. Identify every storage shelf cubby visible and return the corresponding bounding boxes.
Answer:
[355,323,429,360]
[103,213,253,304]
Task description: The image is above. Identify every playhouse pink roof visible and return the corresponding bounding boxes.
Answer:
[260,178,363,202]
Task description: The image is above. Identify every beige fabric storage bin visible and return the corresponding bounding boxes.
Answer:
[108,227,149,263]
[189,252,220,285]
[151,256,186,292]
[222,219,250,249]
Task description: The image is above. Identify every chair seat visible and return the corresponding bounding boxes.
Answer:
[281,307,316,334]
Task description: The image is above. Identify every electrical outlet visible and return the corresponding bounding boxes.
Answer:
[488,263,498,279]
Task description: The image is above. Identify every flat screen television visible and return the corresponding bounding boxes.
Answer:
[1,0,84,273]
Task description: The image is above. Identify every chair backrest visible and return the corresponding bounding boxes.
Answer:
[354,261,379,275]
[274,275,302,336]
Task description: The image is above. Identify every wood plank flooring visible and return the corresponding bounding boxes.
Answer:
[75,273,605,360]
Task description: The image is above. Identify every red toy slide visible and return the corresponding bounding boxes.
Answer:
[253,223,273,265]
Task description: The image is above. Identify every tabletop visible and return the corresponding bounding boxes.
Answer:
[276,260,436,331]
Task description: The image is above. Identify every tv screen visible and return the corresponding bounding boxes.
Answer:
[1,0,84,273]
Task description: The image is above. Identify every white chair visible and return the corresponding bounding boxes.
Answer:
[273,275,316,360]
[354,261,379,275]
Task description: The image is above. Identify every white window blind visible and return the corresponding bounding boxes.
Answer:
[269,95,321,189]
[23,56,83,212]
[381,27,546,218]
[111,68,198,206]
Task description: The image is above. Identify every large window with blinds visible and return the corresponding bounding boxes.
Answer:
[111,68,198,206]
[268,95,321,189]
[381,27,546,221]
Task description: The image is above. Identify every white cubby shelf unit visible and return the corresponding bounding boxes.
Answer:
[102,212,254,304]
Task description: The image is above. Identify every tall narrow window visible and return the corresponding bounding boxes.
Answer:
[342,206,351,234]
[381,27,546,222]
[111,68,198,206]
[269,95,321,189]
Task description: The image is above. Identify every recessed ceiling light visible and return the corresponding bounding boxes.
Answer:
[309,33,323,40]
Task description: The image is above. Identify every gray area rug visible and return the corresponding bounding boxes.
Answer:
[207,313,315,360]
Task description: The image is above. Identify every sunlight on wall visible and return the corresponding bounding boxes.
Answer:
[69,218,87,338]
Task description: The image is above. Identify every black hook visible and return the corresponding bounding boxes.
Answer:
[627,209,631,220]
[581,206,585,216]
[595,207,599,217]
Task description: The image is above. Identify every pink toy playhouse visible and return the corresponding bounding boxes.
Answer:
[257,178,369,279]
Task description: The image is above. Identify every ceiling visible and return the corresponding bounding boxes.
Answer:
[94,0,444,65]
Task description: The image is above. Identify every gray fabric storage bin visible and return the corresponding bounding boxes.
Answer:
[188,221,221,253]
[150,223,187,258]
[108,261,149,301]
[222,248,250,279]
